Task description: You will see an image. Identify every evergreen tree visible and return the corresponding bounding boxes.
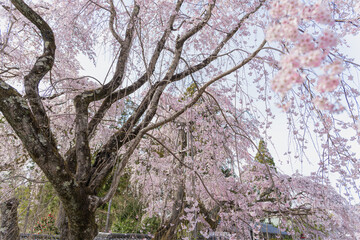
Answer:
[255,139,276,170]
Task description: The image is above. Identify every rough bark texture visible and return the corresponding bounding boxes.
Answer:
[67,213,97,240]
[55,199,98,240]
[62,193,98,240]
[0,198,20,240]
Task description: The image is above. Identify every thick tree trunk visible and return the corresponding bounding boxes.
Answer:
[57,201,98,240]
[67,213,98,240]
[0,198,20,240]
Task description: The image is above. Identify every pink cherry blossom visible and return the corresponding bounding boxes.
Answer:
[318,29,338,49]
[317,74,340,92]
[312,3,334,25]
[301,49,326,67]
[0,0,359,239]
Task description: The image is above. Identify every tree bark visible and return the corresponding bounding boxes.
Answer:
[105,199,112,232]
[62,199,98,240]
[22,201,31,234]
[56,201,98,240]
[0,198,20,240]
[67,212,98,240]
[56,203,70,240]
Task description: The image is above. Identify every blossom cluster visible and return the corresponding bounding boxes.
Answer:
[266,0,343,95]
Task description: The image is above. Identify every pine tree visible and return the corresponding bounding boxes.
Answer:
[254,139,276,170]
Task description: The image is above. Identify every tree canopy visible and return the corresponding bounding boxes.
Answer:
[1,0,360,239]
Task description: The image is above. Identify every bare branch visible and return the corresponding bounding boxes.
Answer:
[108,0,124,45]
[87,0,185,138]
[72,2,140,185]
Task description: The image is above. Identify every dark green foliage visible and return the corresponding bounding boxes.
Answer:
[96,170,160,234]
[220,166,232,178]
[254,139,276,169]
[15,180,60,233]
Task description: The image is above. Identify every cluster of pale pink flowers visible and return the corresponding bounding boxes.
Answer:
[266,18,299,42]
[272,67,303,93]
[316,74,339,92]
[312,97,336,111]
[269,0,302,19]
[266,0,343,95]
[311,3,334,25]
[297,33,316,51]
[318,29,338,49]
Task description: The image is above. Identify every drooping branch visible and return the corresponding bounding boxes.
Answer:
[145,132,221,207]
[96,39,266,206]
[142,40,267,133]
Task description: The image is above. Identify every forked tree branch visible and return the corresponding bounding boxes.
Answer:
[86,0,264,141]
[88,0,215,191]
[96,39,266,206]
[87,0,185,138]
[72,2,140,184]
